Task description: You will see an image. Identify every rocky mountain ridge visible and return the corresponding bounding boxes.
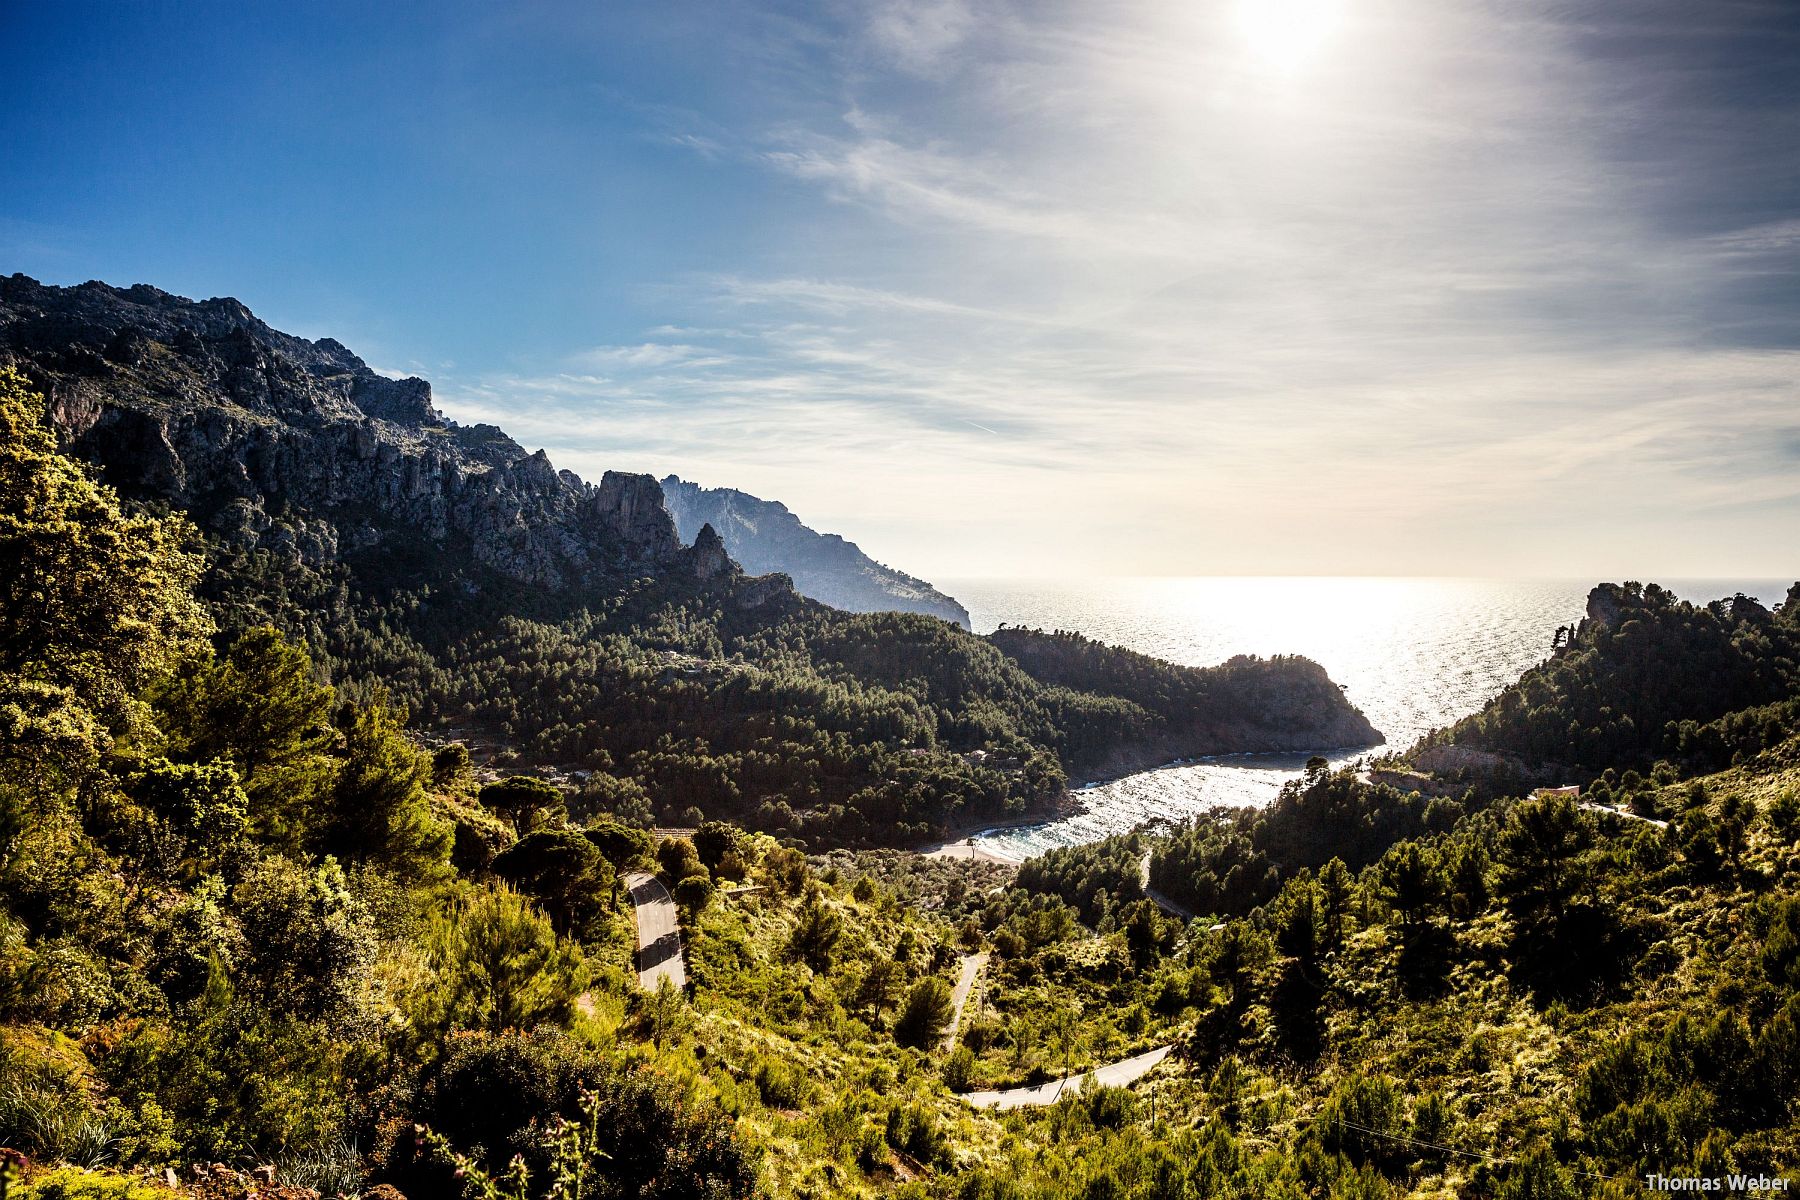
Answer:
[0,273,757,598]
[661,475,971,627]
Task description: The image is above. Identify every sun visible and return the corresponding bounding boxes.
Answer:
[1233,0,1344,73]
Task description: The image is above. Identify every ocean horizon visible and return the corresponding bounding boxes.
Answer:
[937,575,1792,857]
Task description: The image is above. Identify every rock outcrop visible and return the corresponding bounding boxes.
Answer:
[0,274,758,597]
[660,475,970,627]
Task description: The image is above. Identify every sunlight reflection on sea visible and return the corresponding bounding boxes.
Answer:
[939,577,1788,859]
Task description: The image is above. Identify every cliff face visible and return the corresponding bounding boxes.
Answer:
[0,274,740,595]
[661,475,970,627]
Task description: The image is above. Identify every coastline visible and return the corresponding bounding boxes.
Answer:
[1069,738,1385,794]
[921,807,1073,863]
[931,740,1386,862]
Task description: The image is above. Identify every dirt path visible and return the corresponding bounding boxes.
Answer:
[961,1045,1173,1110]
[623,871,687,993]
[943,952,989,1051]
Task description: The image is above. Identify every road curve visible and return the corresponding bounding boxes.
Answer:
[1139,852,1196,921]
[1580,800,1670,830]
[623,871,687,993]
[943,952,989,1052]
[961,1045,1173,1110]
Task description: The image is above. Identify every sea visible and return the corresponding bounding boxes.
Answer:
[935,577,1793,860]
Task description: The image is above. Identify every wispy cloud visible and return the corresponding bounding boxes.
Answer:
[448,0,1800,577]
[569,342,729,369]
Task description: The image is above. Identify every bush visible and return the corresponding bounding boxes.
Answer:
[389,1028,757,1199]
[943,1045,976,1091]
[491,830,612,935]
[124,758,250,882]
[406,886,585,1037]
[321,695,454,879]
[15,1168,180,1200]
[656,838,704,884]
[585,819,654,869]
[231,856,377,1021]
[479,776,564,829]
[431,742,471,789]
[447,798,517,874]
[883,1103,945,1167]
[753,1055,814,1109]
[1319,1074,1406,1169]
[693,821,741,872]
[0,1029,113,1167]
[672,874,714,913]
[894,978,955,1049]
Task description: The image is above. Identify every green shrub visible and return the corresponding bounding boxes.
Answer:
[584,820,653,869]
[447,799,517,874]
[0,1029,112,1166]
[479,777,563,830]
[942,1045,976,1091]
[15,1167,180,1200]
[752,1055,813,1109]
[883,1102,945,1167]
[406,886,585,1037]
[894,978,954,1049]
[672,874,715,913]
[389,1028,757,1199]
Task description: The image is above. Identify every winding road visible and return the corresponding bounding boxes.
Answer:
[623,871,687,992]
[1139,851,1196,921]
[1579,800,1670,830]
[961,1045,1173,1110]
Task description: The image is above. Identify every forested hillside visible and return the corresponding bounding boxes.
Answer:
[1416,581,1800,779]
[8,346,1800,1197]
[0,275,1378,846]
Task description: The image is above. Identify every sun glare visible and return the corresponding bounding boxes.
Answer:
[1233,0,1344,73]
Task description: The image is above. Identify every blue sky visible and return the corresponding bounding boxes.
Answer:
[4,0,1799,578]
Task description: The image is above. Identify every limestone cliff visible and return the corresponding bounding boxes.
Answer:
[660,475,970,627]
[0,274,748,596]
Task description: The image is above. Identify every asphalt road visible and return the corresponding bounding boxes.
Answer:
[623,871,687,993]
[1139,851,1196,920]
[961,1045,1173,1110]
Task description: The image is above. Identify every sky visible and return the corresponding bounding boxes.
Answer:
[3,0,1799,579]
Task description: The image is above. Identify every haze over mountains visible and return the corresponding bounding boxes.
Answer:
[0,272,971,628]
[661,476,970,627]
[9,270,1800,1198]
[0,272,1379,845]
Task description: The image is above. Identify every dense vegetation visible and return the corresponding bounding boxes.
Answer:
[10,357,1800,1199]
[1419,581,1800,777]
[0,367,755,1195]
[195,511,1372,849]
[1145,759,1459,919]
[1,277,1375,850]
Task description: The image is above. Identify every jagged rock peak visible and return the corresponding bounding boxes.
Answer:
[0,273,747,598]
[0,271,444,428]
[660,473,969,627]
[688,522,736,582]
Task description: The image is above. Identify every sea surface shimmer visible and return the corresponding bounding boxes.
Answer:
[940,577,1788,859]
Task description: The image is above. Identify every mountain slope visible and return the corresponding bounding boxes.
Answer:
[661,474,971,627]
[1411,580,1800,782]
[0,273,1379,845]
[0,273,731,598]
